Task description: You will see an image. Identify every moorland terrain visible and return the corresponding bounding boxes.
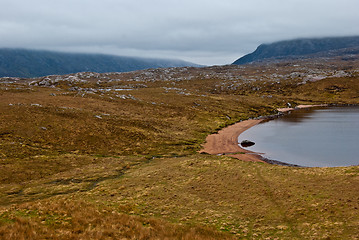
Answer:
[1,50,359,239]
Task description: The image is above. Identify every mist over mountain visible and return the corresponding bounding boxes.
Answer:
[0,49,201,78]
[233,36,359,65]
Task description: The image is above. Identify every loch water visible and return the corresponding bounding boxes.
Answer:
[238,106,359,167]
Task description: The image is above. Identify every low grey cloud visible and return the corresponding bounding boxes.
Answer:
[1,0,358,65]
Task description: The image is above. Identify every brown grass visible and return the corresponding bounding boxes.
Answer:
[0,199,234,239]
[1,55,359,239]
[86,155,359,239]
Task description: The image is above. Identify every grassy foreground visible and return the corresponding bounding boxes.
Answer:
[1,56,359,239]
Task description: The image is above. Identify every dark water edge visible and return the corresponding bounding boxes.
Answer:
[239,105,359,167]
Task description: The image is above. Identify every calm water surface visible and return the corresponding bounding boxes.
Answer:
[238,107,359,167]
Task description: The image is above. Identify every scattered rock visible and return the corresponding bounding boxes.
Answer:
[240,140,255,147]
[30,103,42,107]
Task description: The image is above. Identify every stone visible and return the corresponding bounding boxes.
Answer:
[240,140,255,147]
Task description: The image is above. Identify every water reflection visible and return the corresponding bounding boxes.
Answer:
[276,108,317,123]
[239,106,359,167]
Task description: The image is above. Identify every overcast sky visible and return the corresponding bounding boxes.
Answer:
[1,0,358,65]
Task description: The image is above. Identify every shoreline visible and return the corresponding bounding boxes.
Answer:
[199,104,327,165]
[277,104,328,113]
[199,119,265,163]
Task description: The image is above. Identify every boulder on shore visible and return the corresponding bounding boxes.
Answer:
[240,140,255,147]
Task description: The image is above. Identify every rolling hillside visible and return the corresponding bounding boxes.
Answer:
[0,48,201,78]
[233,36,359,65]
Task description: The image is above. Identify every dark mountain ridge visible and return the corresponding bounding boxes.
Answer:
[0,48,201,78]
[233,36,359,65]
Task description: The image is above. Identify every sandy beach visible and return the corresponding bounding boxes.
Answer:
[199,119,265,162]
[277,104,327,113]
[200,105,327,163]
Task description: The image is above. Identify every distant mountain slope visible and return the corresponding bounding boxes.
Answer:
[0,49,201,78]
[233,36,359,65]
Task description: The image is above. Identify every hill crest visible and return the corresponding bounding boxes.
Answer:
[233,36,359,65]
[0,48,201,78]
